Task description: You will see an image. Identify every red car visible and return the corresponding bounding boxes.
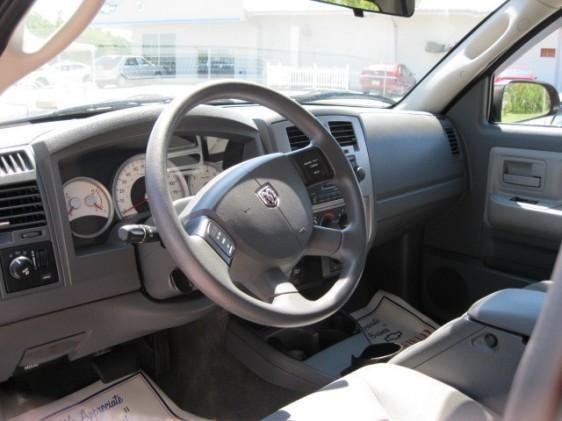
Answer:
[360,63,416,96]
[494,67,536,84]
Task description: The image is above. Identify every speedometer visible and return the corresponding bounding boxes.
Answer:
[113,154,189,219]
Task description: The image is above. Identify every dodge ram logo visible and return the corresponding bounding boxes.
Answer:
[256,184,279,208]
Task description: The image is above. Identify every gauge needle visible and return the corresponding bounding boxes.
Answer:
[67,206,75,216]
[122,198,148,215]
[94,203,104,211]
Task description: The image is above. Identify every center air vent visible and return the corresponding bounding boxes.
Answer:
[328,121,357,148]
[0,181,46,233]
[0,150,33,176]
[286,126,310,151]
[286,120,358,151]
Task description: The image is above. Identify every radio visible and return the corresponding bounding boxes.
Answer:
[309,183,341,205]
[308,154,363,206]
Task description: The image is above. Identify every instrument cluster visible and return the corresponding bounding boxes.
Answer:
[63,136,227,239]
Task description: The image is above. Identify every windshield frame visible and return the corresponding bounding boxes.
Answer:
[388,0,509,109]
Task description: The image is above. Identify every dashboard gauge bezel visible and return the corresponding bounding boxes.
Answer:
[112,153,189,220]
[63,176,115,239]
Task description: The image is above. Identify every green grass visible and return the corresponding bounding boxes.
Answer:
[502,112,543,123]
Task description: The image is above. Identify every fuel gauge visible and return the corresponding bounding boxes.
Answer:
[64,177,114,238]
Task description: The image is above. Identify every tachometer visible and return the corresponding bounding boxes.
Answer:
[64,177,114,238]
[113,154,189,219]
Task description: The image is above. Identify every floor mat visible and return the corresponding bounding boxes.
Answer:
[9,372,202,421]
[155,309,301,421]
[305,291,439,378]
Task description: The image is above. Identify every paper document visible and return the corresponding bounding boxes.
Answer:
[10,372,197,421]
[351,290,439,347]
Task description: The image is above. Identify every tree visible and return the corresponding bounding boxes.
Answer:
[26,13,131,57]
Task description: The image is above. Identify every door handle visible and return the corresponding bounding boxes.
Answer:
[502,159,545,188]
[503,173,542,188]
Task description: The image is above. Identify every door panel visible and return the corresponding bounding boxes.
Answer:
[421,79,562,321]
[486,147,562,239]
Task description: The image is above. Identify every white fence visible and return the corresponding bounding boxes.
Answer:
[266,63,349,90]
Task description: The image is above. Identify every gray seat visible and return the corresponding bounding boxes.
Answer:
[265,364,497,421]
[524,280,551,292]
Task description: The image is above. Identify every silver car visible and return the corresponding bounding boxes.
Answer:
[95,55,164,88]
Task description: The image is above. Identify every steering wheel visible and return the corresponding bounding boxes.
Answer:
[145,81,367,327]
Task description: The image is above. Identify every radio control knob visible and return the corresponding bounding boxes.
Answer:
[9,256,35,280]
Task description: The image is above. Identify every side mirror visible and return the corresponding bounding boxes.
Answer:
[492,80,560,123]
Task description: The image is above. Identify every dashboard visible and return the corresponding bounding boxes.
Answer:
[60,134,240,246]
[0,103,466,382]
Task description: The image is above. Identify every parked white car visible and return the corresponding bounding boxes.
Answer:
[27,61,92,88]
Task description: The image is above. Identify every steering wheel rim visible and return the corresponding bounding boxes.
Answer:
[146,80,367,327]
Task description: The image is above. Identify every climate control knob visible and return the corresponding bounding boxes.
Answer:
[353,165,366,182]
[9,256,35,280]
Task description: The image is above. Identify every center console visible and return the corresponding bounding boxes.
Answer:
[392,288,545,415]
[271,115,375,290]
[228,287,545,414]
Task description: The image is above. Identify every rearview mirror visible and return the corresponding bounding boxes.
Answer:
[313,0,415,17]
[493,81,560,124]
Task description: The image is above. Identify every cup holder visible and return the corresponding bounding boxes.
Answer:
[265,312,359,360]
[267,328,319,361]
[341,342,403,376]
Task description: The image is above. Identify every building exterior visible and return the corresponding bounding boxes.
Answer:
[90,0,562,91]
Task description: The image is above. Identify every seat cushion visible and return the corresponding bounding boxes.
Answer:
[265,364,497,421]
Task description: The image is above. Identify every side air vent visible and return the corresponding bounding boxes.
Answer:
[0,181,46,233]
[286,121,358,150]
[444,127,460,156]
[0,150,33,175]
[328,121,357,148]
[286,126,310,151]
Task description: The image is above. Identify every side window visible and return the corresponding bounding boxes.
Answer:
[125,58,137,66]
[491,19,561,127]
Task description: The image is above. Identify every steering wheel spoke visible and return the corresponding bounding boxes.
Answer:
[305,225,345,258]
[235,266,298,303]
[272,286,312,311]
[184,215,236,264]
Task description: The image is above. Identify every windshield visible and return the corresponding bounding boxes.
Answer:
[0,0,504,124]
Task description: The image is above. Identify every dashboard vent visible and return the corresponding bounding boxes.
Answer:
[328,121,357,148]
[286,126,310,151]
[286,121,358,150]
[444,127,460,157]
[0,181,46,233]
[0,150,33,175]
